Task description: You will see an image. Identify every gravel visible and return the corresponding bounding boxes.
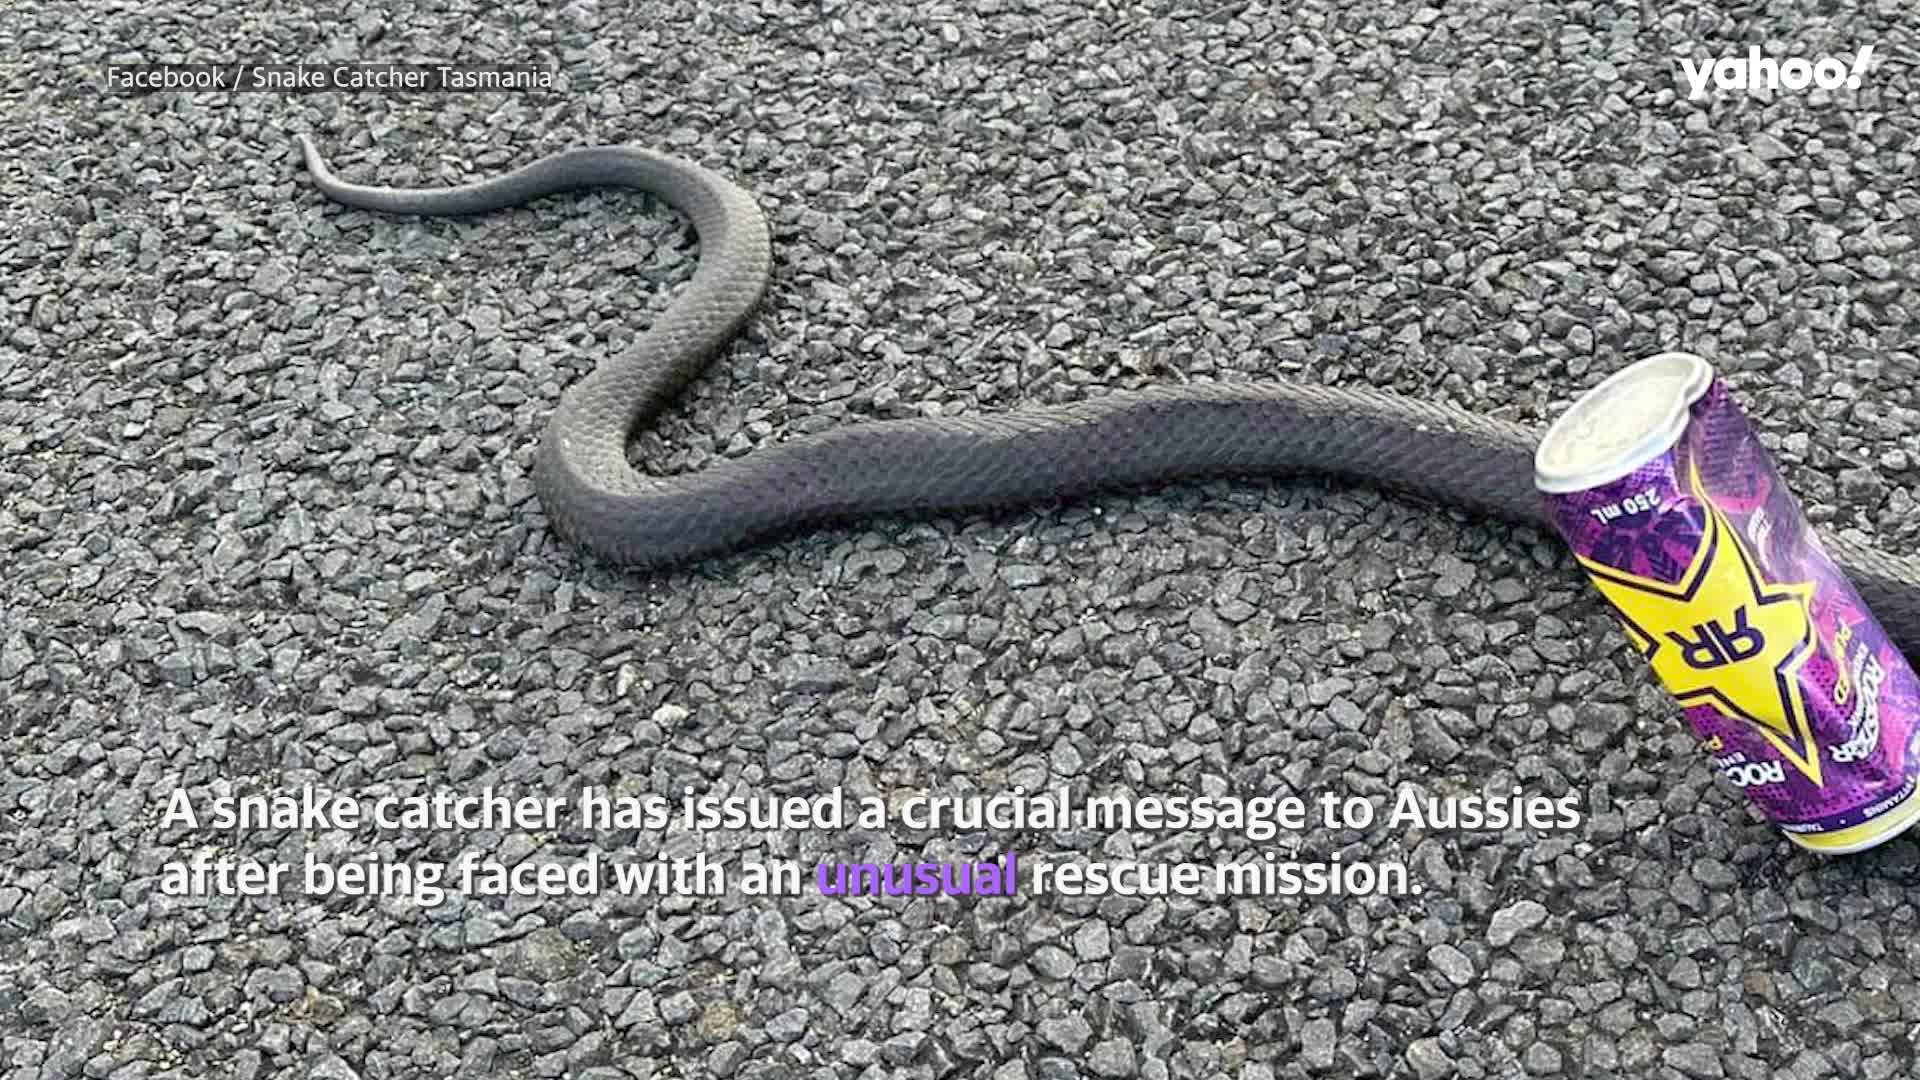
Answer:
[1487,898,1550,947]
[5,1,1920,1078]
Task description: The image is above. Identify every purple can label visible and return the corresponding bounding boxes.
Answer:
[1545,377,1920,852]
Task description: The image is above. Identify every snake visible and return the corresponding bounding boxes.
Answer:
[295,135,1920,663]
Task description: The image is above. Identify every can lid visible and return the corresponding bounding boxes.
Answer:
[1534,352,1715,494]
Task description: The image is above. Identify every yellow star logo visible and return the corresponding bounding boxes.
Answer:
[1578,460,1821,784]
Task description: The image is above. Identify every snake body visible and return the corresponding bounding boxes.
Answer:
[296,136,1920,662]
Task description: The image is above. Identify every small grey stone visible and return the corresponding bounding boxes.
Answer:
[51,915,114,943]
[1073,921,1112,962]
[708,1043,749,1077]
[254,968,304,1004]
[766,1006,809,1041]
[1816,999,1863,1035]
[1031,944,1077,979]
[1663,1044,1722,1079]
[504,928,581,983]
[43,1015,108,1074]
[881,1033,926,1064]
[1488,900,1549,947]
[560,909,606,943]
[310,1056,361,1080]
[895,987,932,1031]
[1431,554,1475,598]
[1669,957,1702,990]
[1414,724,1463,764]
[466,913,503,948]
[1428,944,1475,986]
[1038,1015,1093,1052]
[1308,678,1353,706]
[1840,466,1884,502]
[1300,1018,1336,1070]
[616,990,660,1030]
[1252,956,1291,987]
[1407,1038,1454,1080]
[1088,1038,1137,1078]
[1810,227,1844,262]
[251,260,293,294]
[1002,564,1046,588]
[660,991,697,1025]
[25,984,74,1023]
[823,971,865,1014]
[780,656,854,692]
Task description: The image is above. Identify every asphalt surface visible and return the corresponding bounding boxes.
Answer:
[5,2,1920,1078]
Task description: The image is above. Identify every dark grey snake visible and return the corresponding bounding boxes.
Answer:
[296,135,1920,663]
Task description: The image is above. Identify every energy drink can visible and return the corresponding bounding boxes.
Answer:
[1535,352,1920,853]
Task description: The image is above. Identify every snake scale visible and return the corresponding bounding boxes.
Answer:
[296,135,1920,664]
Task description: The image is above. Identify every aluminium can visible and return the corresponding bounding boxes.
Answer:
[1535,351,1920,853]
